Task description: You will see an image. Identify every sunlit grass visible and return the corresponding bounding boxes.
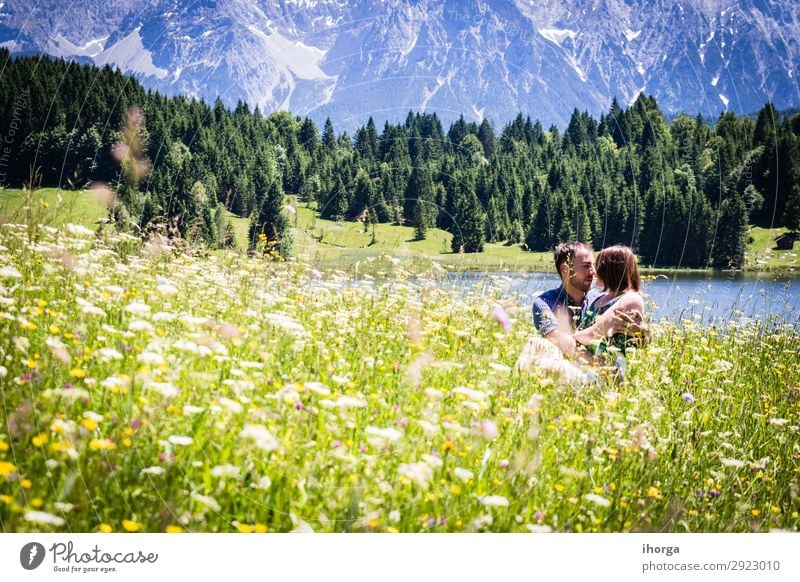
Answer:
[0,188,108,229]
[746,226,799,272]
[0,221,798,533]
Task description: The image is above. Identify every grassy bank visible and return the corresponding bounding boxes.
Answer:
[2,188,797,274]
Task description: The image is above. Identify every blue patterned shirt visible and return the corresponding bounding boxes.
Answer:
[532,285,602,336]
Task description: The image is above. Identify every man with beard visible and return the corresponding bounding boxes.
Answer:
[532,241,601,357]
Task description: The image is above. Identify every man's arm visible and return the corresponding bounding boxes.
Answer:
[532,295,578,357]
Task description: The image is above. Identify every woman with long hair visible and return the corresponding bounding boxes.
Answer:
[573,244,646,356]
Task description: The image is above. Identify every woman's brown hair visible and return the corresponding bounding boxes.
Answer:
[596,245,641,293]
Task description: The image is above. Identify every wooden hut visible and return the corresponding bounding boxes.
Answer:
[774,232,798,250]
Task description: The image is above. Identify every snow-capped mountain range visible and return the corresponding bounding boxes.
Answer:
[1,0,798,131]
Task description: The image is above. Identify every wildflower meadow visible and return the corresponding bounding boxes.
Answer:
[1,221,798,533]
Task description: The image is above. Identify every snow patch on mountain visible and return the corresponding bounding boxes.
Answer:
[538,28,576,46]
[624,29,641,42]
[246,25,332,81]
[46,33,108,58]
[94,27,167,80]
[565,54,586,82]
[420,72,450,110]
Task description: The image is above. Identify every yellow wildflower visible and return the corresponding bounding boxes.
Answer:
[89,439,116,451]
[21,479,32,489]
[81,418,98,432]
[122,520,140,532]
[0,461,17,478]
[165,525,183,533]
[32,433,49,447]
[69,368,87,378]
[99,524,113,533]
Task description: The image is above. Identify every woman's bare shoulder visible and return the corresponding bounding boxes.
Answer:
[615,291,645,312]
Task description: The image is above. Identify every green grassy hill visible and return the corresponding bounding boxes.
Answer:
[0,187,109,228]
[2,188,797,273]
[287,204,553,272]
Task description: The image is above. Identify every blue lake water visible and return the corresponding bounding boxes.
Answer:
[440,271,800,325]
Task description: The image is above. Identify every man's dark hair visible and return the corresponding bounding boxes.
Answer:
[554,241,593,276]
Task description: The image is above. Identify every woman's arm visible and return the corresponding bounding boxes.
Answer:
[572,293,644,347]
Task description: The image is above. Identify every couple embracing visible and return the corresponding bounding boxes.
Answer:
[517,241,647,382]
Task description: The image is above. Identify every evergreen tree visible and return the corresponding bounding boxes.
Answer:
[404,166,435,226]
[525,190,556,251]
[322,117,336,152]
[753,102,778,148]
[477,118,496,158]
[349,169,375,220]
[451,190,485,253]
[712,193,748,268]
[783,183,800,233]
[412,198,427,241]
[248,180,289,257]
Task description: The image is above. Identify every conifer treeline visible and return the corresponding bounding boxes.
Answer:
[2,49,799,267]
